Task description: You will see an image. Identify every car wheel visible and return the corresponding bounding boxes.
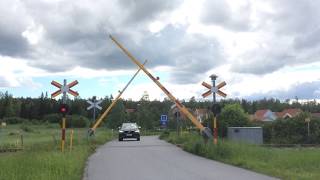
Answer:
[137,137,140,141]
[119,138,123,141]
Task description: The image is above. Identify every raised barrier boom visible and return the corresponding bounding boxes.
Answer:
[109,35,212,138]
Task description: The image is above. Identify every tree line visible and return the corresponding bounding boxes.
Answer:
[1,91,320,130]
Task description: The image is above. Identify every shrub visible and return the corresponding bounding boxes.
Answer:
[263,113,320,144]
[218,104,250,137]
[20,124,34,133]
[159,130,170,139]
[3,117,27,124]
[43,113,61,124]
[66,115,90,128]
[45,123,59,129]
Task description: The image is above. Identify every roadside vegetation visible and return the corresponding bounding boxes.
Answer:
[0,124,113,180]
[160,131,320,180]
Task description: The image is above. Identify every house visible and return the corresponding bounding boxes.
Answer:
[277,108,302,119]
[312,113,320,118]
[253,108,303,122]
[125,108,136,113]
[253,109,277,122]
[195,108,209,123]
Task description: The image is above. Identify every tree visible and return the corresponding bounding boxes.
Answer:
[218,103,249,137]
[105,100,126,129]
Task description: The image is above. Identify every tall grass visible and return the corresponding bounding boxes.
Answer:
[161,131,320,180]
[0,124,112,180]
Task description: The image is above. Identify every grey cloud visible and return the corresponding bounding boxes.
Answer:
[119,0,181,24]
[15,0,183,73]
[294,27,320,50]
[231,49,294,75]
[201,0,251,31]
[265,0,319,35]
[0,0,30,57]
[0,29,29,57]
[8,0,222,84]
[245,81,320,100]
[230,0,320,75]
[169,33,223,84]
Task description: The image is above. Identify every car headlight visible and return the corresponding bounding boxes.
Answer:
[119,130,124,133]
[135,130,140,133]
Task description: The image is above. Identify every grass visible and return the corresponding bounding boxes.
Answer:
[0,124,113,180]
[160,131,320,180]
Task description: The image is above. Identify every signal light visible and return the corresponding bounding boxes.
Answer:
[211,104,221,116]
[59,104,69,116]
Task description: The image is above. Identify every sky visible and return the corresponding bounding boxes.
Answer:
[0,0,320,101]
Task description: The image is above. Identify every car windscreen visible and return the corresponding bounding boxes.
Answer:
[121,123,137,130]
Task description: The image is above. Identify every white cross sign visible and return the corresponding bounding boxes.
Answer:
[87,100,103,110]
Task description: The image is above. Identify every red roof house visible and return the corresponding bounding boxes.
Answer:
[278,108,302,119]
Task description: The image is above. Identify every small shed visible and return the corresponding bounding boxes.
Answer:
[227,127,263,144]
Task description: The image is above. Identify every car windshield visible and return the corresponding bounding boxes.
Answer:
[121,123,137,130]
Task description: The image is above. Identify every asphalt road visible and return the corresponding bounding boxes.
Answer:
[84,136,278,180]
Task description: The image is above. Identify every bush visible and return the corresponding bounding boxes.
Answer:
[45,123,59,129]
[218,104,250,137]
[3,117,27,124]
[66,115,90,128]
[263,113,320,144]
[20,124,34,132]
[43,114,61,124]
[159,130,170,139]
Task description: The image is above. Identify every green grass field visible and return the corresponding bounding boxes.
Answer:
[0,124,113,180]
[161,131,320,180]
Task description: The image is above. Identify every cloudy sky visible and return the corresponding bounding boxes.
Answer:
[0,0,320,101]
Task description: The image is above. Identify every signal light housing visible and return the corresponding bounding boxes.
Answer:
[59,104,69,116]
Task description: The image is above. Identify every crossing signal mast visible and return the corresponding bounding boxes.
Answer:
[202,74,227,144]
[51,79,79,152]
[87,96,103,126]
[109,35,213,138]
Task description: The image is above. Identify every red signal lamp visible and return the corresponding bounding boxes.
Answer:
[59,104,69,115]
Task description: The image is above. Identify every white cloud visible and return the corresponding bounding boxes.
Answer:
[1,0,320,100]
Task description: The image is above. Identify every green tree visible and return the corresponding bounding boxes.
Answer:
[218,103,249,137]
[105,100,126,129]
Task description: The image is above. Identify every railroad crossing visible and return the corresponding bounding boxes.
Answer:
[51,79,79,152]
[201,75,227,144]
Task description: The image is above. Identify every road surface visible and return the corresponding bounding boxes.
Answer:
[84,136,278,180]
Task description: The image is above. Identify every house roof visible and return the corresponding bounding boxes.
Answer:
[254,109,270,121]
[125,108,136,113]
[254,108,303,121]
[311,113,320,118]
[274,112,283,117]
[280,108,302,118]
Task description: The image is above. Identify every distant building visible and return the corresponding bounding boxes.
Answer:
[195,108,210,123]
[311,113,320,118]
[253,109,277,122]
[125,108,136,113]
[252,108,303,122]
[278,108,302,119]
